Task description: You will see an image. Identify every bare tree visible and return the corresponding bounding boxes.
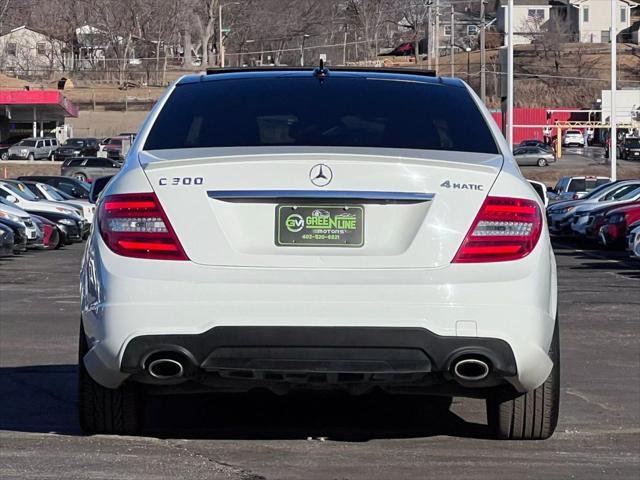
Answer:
[393,0,431,63]
[344,0,392,60]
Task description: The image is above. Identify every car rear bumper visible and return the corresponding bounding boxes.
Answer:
[81,234,557,394]
[117,326,518,394]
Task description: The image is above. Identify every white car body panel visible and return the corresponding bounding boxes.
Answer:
[32,182,95,223]
[141,148,500,269]
[80,73,557,399]
[0,182,81,219]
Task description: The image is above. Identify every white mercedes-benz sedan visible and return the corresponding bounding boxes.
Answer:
[79,67,559,439]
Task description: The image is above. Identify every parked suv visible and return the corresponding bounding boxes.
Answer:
[0,135,27,160]
[54,138,99,161]
[61,156,121,182]
[103,136,129,161]
[619,137,640,160]
[7,137,58,160]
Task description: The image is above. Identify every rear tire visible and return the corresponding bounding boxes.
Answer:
[486,317,560,440]
[78,323,144,435]
[537,158,548,167]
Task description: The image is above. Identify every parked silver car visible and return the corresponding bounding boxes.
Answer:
[7,137,58,161]
[513,146,556,167]
[60,156,121,182]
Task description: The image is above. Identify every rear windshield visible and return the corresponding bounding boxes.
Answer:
[568,179,608,192]
[64,139,85,147]
[568,178,610,192]
[144,76,498,154]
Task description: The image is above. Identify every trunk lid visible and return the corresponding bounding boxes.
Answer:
[140,147,502,268]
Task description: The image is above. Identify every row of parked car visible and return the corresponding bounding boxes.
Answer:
[544,177,640,258]
[0,176,95,256]
[0,134,136,162]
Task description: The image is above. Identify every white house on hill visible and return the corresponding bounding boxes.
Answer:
[497,0,638,45]
[0,26,72,76]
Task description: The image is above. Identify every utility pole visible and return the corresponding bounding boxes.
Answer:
[450,5,455,77]
[343,24,347,64]
[480,0,487,103]
[610,0,617,181]
[434,0,440,74]
[218,3,223,67]
[426,3,432,70]
[507,0,514,148]
[218,2,240,68]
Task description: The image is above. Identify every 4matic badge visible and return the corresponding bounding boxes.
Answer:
[440,180,484,191]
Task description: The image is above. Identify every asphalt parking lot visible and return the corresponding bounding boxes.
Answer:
[1,242,639,479]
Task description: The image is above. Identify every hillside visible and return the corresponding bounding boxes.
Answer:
[1,42,638,109]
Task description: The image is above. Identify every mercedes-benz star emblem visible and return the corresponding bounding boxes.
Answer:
[309,164,332,187]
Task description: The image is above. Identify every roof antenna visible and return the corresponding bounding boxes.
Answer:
[313,58,329,79]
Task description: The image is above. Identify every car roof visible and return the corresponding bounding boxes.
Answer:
[177,67,460,89]
[18,175,76,181]
[566,176,610,180]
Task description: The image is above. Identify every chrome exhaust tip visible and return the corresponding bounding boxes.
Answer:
[147,358,185,380]
[452,358,490,381]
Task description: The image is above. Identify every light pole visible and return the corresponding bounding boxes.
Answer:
[507,0,514,148]
[465,47,471,84]
[300,34,310,66]
[480,0,486,102]
[610,0,617,181]
[450,5,455,77]
[219,2,240,67]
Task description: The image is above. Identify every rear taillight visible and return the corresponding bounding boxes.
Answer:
[98,193,187,260]
[453,196,542,263]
